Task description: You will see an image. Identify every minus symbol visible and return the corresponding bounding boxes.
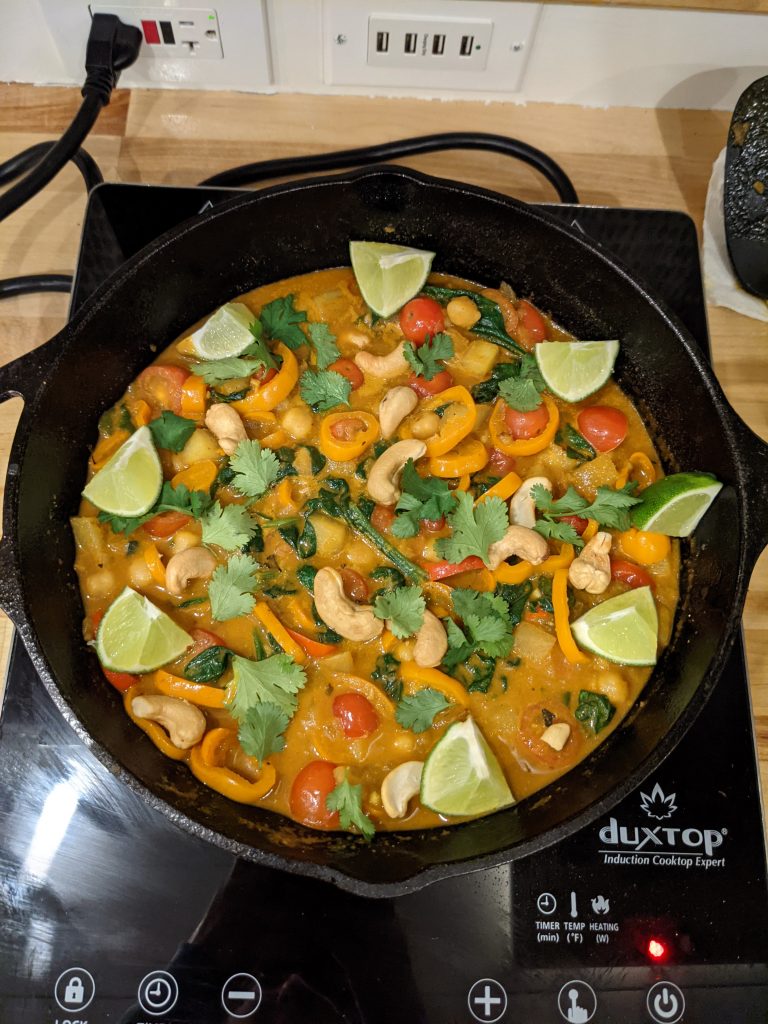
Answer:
[229,990,257,999]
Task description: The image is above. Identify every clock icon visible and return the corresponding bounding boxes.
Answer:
[537,892,558,915]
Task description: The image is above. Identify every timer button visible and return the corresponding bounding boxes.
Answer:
[647,981,685,1023]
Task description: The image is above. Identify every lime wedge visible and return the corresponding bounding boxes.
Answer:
[571,586,658,666]
[631,471,722,536]
[82,425,162,517]
[420,717,514,817]
[535,340,620,402]
[96,588,193,673]
[189,302,256,360]
[349,240,435,317]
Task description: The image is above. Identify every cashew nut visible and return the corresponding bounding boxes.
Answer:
[378,387,418,439]
[354,342,408,378]
[410,411,441,440]
[367,439,427,504]
[446,295,481,329]
[314,567,384,642]
[413,610,448,668]
[487,525,549,570]
[380,761,424,819]
[509,476,552,529]
[568,531,612,594]
[204,404,247,455]
[131,695,206,749]
[165,546,217,595]
[541,722,571,751]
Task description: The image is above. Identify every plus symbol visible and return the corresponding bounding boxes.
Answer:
[474,985,502,1018]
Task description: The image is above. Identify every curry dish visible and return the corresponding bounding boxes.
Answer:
[73,262,680,835]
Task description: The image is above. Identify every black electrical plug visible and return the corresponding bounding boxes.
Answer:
[83,13,143,104]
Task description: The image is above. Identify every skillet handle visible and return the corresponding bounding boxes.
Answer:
[0,339,61,622]
[732,414,768,571]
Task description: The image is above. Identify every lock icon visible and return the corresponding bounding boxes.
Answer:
[64,976,85,1005]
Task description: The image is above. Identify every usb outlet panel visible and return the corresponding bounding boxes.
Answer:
[367,15,492,71]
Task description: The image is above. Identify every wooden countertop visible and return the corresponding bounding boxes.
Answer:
[0,84,765,819]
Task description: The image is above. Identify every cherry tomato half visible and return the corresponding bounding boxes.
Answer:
[408,369,454,397]
[333,693,379,738]
[487,448,517,475]
[143,511,192,538]
[339,568,369,604]
[328,358,364,391]
[557,515,588,536]
[137,365,189,414]
[610,559,653,590]
[399,297,445,345]
[102,669,138,692]
[371,503,396,534]
[504,401,550,439]
[290,761,340,829]
[518,300,547,342]
[577,406,628,453]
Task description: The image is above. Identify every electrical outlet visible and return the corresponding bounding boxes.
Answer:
[89,5,223,58]
[367,16,492,72]
[324,1,540,93]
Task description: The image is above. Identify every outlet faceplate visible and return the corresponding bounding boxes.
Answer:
[89,5,223,58]
[367,15,492,71]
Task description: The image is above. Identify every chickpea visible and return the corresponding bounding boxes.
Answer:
[447,295,481,329]
[595,671,629,706]
[281,405,314,440]
[85,568,116,600]
[392,732,416,754]
[172,530,200,554]
[128,557,153,589]
[410,411,441,439]
[394,639,416,662]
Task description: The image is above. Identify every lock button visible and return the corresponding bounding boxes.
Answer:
[54,968,95,1012]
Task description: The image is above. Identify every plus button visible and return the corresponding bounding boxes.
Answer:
[468,978,508,1023]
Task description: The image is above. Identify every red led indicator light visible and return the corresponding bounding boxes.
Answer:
[141,20,160,44]
[648,938,667,960]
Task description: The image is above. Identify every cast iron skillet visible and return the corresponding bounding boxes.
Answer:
[0,167,766,898]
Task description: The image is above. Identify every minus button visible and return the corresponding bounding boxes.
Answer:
[222,973,263,1019]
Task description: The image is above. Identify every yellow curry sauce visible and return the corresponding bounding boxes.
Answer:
[72,268,679,834]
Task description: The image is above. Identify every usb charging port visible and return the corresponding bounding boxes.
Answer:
[459,34,474,56]
[432,33,445,55]
[376,31,389,53]
[404,32,417,54]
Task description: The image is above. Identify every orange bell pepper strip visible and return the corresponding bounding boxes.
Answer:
[400,662,470,707]
[402,385,477,457]
[615,451,656,491]
[457,474,471,492]
[231,343,298,416]
[284,626,339,659]
[553,567,588,664]
[428,438,489,478]
[189,740,277,803]
[126,397,152,426]
[253,602,306,664]
[171,458,218,494]
[260,428,289,449]
[582,519,599,542]
[90,428,129,469]
[142,542,167,586]
[319,411,379,462]
[124,685,187,761]
[489,394,560,457]
[180,374,208,421]
[494,543,574,586]
[152,669,227,708]
[475,470,522,504]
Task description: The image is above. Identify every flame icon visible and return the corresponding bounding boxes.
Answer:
[591,895,610,915]
[639,783,678,820]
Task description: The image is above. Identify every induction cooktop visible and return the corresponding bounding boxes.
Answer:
[0,182,766,1023]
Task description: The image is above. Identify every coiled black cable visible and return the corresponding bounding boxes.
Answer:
[0,275,73,299]
[0,141,103,193]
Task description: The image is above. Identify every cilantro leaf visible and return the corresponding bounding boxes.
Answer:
[403,332,454,381]
[208,553,263,621]
[533,517,584,546]
[299,369,351,412]
[241,320,279,370]
[148,411,197,452]
[448,588,515,660]
[326,771,376,839]
[190,356,266,385]
[582,484,642,530]
[201,500,260,550]
[237,702,290,762]
[436,492,509,566]
[498,354,546,412]
[259,295,308,350]
[471,362,520,404]
[228,652,307,719]
[373,586,425,638]
[533,482,640,539]
[395,688,450,733]
[229,439,281,499]
[97,480,211,535]
[307,322,340,370]
[392,459,457,538]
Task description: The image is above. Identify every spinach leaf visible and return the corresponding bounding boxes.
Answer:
[557,423,597,462]
[184,645,231,684]
[371,652,403,702]
[575,690,616,734]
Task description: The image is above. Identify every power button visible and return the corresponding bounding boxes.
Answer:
[647,981,685,1023]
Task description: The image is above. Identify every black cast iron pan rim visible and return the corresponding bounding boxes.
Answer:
[0,164,765,898]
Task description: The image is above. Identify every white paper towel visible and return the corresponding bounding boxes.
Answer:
[702,147,768,322]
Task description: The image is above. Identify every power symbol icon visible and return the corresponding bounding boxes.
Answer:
[647,982,685,1023]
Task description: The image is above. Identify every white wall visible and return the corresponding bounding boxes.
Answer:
[0,0,766,110]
